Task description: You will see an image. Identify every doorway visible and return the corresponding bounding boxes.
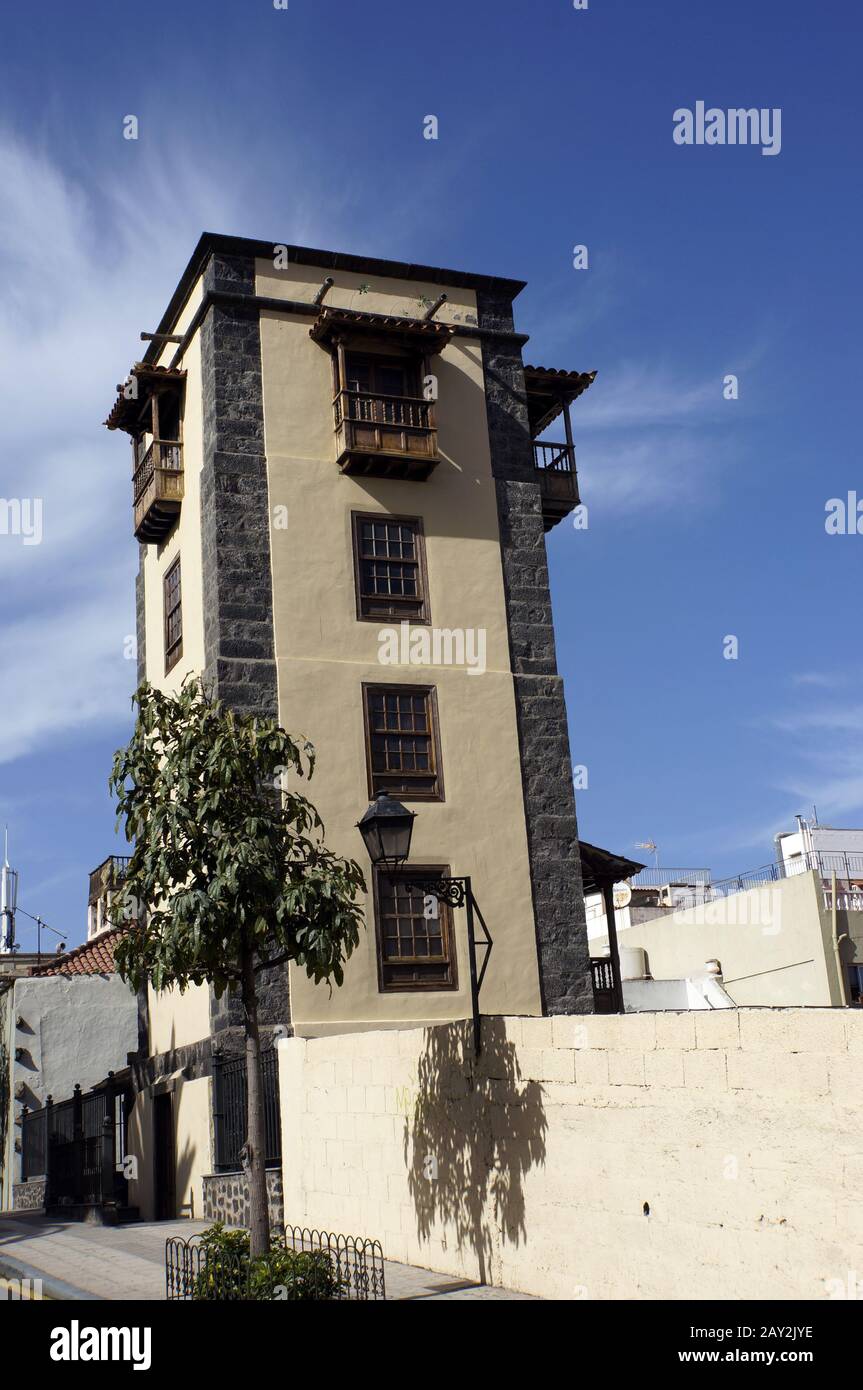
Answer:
[153,1092,176,1220]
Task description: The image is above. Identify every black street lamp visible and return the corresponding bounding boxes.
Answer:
[356,793,416,875]
[356,794,493,1056]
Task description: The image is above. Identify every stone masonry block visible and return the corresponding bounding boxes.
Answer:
[682,1050,728,1092]
[738,1009,847,1055]
[726,1050,829,1097]
[694,1010,741,1051]
[644,1050,686,1088]
[654,1012,697,1050]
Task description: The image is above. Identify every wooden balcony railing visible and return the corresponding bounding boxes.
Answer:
[333,390,438,480]
[133,439,183,542]
[534,440,579,532]
[590,957,617,1014]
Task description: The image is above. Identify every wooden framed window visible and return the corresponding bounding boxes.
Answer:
[163,557,182,674]
[351,513,429,622]
[373,866,457,991]
[339,352,423,427]
[362,684,444,801]
[344,352,416,399]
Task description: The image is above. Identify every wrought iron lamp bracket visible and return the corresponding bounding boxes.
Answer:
[406,876,468,910]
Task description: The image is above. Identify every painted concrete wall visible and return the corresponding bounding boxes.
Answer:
[9,975,139,1186]
[126,1074,212,1223]
[12,976,139,1112]
[621,976,733,1010]
[257,260,541,1028]
[279,1009,863,1300]
[593,871,859,1007]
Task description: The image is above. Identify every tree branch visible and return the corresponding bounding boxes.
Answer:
[253,950,294,973]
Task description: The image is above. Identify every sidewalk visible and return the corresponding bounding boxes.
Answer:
[0,1213,535,1301]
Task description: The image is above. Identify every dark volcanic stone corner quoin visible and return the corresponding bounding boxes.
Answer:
[198,248,289,1034]
[199,250,278,722]
[476,286,591,1015]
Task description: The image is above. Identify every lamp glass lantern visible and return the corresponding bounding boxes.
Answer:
[356,793,416,875]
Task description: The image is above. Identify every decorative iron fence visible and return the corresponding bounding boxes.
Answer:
[165,1226,386,1302]
[21,1105,47,1180]
[710,850,863,900]
[20,1079,131,1208]
[213,1049,281,1173]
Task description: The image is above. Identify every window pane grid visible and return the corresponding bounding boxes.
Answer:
[370,694,431,773]
[377,872,454,990]
[364,685,441,800]
[163,559,183,672]
[354,515,426,620]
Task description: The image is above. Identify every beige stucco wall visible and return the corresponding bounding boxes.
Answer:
[279,1009,863,1300]
[255,258,480,325]
[141,281,207,692]
[148,981,210,1055]
[126,1088,153,1218]
[127,1073,212,1222]
[598,872,839,1007]
[258,263,541,1028]
[172,1075,212,1219]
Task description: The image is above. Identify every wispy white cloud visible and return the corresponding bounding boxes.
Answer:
[576,430,722,515]
[791,671,844,689]
[0,128,350,766]
[771,706,863,735]
[754,686,863,835]
[576,360,724,431]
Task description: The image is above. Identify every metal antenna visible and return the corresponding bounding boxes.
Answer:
[635,839,659,869]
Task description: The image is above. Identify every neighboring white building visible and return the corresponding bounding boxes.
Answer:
[775,815,863,908]
[585,867,711,946]
[0,859,140,1212]
[586,818,863,1010]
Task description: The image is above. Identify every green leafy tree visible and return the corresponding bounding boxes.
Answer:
[109,678,366,1256]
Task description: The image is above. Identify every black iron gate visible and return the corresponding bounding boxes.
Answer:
[22,1076,132,1210]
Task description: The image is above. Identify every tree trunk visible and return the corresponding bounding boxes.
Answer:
[240,942,270,1259]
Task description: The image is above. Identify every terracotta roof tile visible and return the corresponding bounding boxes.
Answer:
[31,926,127,977]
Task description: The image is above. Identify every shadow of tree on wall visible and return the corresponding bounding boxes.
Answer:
[402,1018,547,1284]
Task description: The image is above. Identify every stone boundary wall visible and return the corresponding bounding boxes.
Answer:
[13,1178,46,1212]
[278,1010,863,1300]
[202,1169,284,1230]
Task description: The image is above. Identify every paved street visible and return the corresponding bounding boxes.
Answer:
[0,1213,535,1301]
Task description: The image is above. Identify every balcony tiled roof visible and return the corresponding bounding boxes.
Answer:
[31,926,126,978]
[309,305,455,352]
[104,364,186,433]
[523,365,597,435]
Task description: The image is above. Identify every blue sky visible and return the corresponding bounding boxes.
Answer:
[0,0,860,948]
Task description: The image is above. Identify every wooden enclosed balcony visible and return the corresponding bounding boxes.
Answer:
[524,364,595,533]
[534,440,579,532]
[334,389,438,480]
[133,440,184,542]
